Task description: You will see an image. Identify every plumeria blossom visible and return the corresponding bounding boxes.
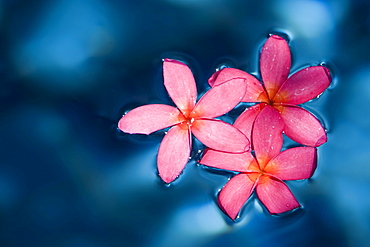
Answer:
[199,106,317,220]
[209,34,331,147]
[118,59,250,183]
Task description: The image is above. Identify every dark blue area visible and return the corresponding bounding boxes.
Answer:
[1,0,369,246]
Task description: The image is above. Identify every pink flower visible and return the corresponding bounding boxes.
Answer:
[118,59,250,183]
[199,106,317,220]
[209,35,331,147]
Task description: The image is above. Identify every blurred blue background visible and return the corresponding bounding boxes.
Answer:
[1,0,369,246]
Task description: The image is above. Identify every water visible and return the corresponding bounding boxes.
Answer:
[1,0,369,246]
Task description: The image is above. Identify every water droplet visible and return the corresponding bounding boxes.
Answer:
[295,89,305,95]
[286,203,290,207]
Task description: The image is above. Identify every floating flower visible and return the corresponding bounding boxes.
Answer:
[199,106,317,219]
[118,59,250,183]
[209,35,331,147]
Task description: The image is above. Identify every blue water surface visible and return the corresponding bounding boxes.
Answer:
[1,0,369,246]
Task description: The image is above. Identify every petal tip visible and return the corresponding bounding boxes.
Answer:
[159,163,182,184]
[163,58,185,66]
[270,34,285,41]
[269,203,302,215]
[208,69,221,87]
[229,136,251,153]
[217,198,238,221]
[322,66,332,82]
[117,117,125,131]
[117,116,133,134]
[159,173,177,184]
[243,142,251,152]
[315,133,327,147]
[163,58,173,63]
[310,148,318,177]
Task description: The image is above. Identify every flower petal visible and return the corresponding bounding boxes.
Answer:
[218,173,255,220]
[273,66,331,104]
[265,147,317,180]
[191,78,247,119]
[252,105,284,169]
[260,35,291,99]
[256,177,300,214]
[199,148,255,172]
[191,119,250,153]
[118,104,183,135]
[234,103,264,142]
[208,68,268,102]
[163,59,197,115]
[279,106,327,147]
[157,124,191,183]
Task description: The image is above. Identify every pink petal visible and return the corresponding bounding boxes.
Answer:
[265,147,317,180]
[163,59,197,116]
[208,68,268,102]
[256,177,300,214]
[157,124,191,183]
[191,78,247,119]
[273,66,331,104]
[191,119,250,153]
[199,148,255,172]
[260,35,291,99]
[234,103,264,142]
[279,106,327,147]
[252,105,284,169]
[218,173,256,220]
[118,104,184,135]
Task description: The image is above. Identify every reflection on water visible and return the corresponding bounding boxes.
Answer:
[1,0,370,246]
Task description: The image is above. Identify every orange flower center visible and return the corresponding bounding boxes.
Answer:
[272,104,284,113]
[178,111,196,130]
[246,159,274,184]
[186,117,195,126]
